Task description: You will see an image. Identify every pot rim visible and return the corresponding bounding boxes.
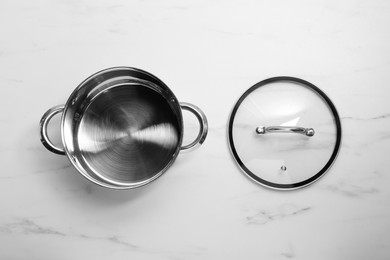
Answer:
[61,66,184,189]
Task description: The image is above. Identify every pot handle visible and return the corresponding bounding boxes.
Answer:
[39,105,66,155]
[180,102,208,152]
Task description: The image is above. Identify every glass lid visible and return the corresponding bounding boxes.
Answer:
[228,77,341,190]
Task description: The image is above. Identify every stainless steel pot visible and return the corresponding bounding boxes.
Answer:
[40,67,208,189]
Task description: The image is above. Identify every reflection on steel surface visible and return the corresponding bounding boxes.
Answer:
[77,84,180,183]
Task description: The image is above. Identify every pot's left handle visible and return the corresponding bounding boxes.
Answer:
[39,105,66,155]
[180,102,208,152]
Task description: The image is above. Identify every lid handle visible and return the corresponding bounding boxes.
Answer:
[256,126,315,137]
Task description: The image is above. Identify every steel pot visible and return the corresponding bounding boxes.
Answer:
[40,67,208,189]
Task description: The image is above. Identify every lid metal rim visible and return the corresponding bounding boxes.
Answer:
[227,76,342,190]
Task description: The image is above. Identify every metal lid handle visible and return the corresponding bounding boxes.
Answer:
[256,126,315,137]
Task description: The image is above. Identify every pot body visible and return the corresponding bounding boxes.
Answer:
[40,67,207,189]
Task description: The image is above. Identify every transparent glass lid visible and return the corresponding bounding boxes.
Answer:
[228,77,341,190]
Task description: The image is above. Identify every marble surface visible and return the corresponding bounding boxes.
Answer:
[1,0,390,259]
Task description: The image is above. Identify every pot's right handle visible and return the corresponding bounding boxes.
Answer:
[39,105,66,155]
[180,102,208,152]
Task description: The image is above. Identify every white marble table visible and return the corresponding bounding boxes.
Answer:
[1,0,389,259]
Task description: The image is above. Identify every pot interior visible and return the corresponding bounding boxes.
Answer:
[62,68,182,188]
